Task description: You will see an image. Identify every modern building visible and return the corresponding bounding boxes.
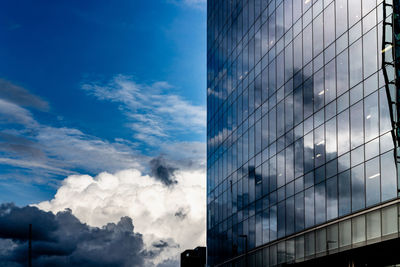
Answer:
[207,0,400,266]
[181,246,207,267]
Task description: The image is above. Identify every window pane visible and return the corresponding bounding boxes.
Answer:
[295,236,304,259]
[352,215,366,244]
[349,39,363,87]
[285,44,293,83]
[313,14,323,56]
[367,210,381,240]
[339,220,351,247]
[303,79,313,118]
[295,138,304,178]
[380,151,397,201]
[336,0,348,37]
[269,107,277,143]
[327,176,338,220]
[326,118,337,161]
[285,94,294,131]
[314,125,325,167]
[256,213,262,247]
[365,138,379,160]
[363,28,378,78]
[314,69,325,111]
[276,3,284,39]
[263,206,270,243]
[338,152,350,173]
[262,114,269,149]
[364,92,379,142]
[350,101,364,149]
[338,110,350,155]
[327,224,339,250]
[270,245,277,266]
[277,53,285,89]
[304,132,314,173]
[337,50,349,96]
[382,205,398,236]
[294,34,302,72]
[303,24,313,64]
[315,181,326,224]
[348,0,361,27]
[380,132,395,154]
[270,205,277,241]
[286,196,295,235]
[278,201,286,238]
[305,232,315,257]
[270,156,277,192]
[277,151,285,188]
[363,0,376,16]
[316,228,327,253]
[294,90,303,126]
[379,87,393,134]
[365,157,381,207]
[324,3,335,48]
[325,59,336,104]
[305,187,315,228]
[295,192,304,232]
[286,145,294,183]
[351,164,365,212]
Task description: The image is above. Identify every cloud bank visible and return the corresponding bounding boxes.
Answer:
[36,168,206,265]
[0,203,148,267]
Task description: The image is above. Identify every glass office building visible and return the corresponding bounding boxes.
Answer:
[207,0,400,266]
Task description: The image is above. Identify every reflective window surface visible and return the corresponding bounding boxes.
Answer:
[207,0,399,265]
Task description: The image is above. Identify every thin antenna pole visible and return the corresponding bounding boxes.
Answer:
[29,224,32,267]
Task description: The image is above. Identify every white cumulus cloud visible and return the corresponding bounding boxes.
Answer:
[36,168,206,266]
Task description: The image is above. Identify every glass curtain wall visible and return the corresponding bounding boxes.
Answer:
[207,0,399,265]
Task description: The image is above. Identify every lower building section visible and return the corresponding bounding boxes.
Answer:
[291,238,400,267]
[214,200,400,267]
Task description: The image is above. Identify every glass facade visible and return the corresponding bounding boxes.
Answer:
[207,0,400,266]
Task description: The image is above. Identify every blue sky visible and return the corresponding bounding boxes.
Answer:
[0,0,206,205]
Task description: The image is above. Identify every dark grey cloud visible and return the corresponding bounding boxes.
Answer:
[174,208,187,220]
[152,240,169,249]
[0,79,49,111]
[149,156,178,186]
[0,203,167,267]
[0,132,45,159]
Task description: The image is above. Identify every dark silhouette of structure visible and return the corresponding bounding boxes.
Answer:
[28,224,32,267]
[180,246,206,267]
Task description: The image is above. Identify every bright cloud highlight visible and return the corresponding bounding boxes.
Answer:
[36,168,206,266]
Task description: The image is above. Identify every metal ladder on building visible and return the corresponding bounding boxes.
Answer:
[382,0,400,195]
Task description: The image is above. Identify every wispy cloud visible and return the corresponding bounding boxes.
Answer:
[0,78,205,184]
[0,82,144,179]
[0,78,49,111]
[0,99,38,127]
[82,75,206,145]
[0,126,146,178]
[167,0,206,9]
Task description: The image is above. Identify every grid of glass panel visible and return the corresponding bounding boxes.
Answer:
[228,203,400,267]
[206,0,399,266]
